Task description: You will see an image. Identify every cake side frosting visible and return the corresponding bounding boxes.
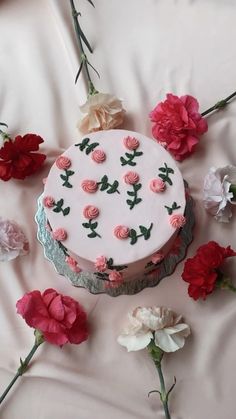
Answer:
[43,129,186,279]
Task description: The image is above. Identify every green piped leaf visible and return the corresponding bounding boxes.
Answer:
[158,162,174,186]
[86,142,99,154]
[88,231,97,238]
[120,148,143,167]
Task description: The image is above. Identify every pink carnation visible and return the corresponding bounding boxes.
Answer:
[0,217,29,262]
[52,228,67,241]
[43,196,55,208]
[109,270,123,282]
[149,94,208,161]
[124,171,140,185]
[95,255,107,272]
[170,214,186,229]
[56,156,71,170]
[65,256,81,273]
[123,136,140,150]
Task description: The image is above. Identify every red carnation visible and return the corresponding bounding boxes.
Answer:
[182,241,236,300]
[0,134,46,181]
[16,288,89,346]
[149,94,208,161]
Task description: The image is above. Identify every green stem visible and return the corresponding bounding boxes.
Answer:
[69,0,98,95]
[218,277,236,293]
[0,331,44,405]
[201,91,236,117]
[155,361,172,419]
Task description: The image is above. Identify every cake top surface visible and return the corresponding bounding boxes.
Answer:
[43,129,186,265]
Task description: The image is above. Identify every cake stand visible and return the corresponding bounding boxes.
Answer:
[35,183,194,296]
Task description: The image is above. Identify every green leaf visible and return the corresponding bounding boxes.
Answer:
[63,207,70,216]
[128,161,136,167]
[86,0,95,7]
[158,173,166,181]
[53,207,61,213]
[91,222,98,229]
[66,170,75,176]
[82,222,90,228]
[100,183,108,191]
[101,175,108,183]
[81,137,90,149]
[139,225,147,235]
[75,61,83,84]
[86,142,99,154]
[134,183,142,192]
[134,151,143,157]
[135,198,142,205]
[60,174,67,181]
[77,24,93,54]
[125,152,133,159]
[120,157,127,166]
[107,180,119,194]
[129,228,137,244]
[168,168,174,174]
[126,199,133,206]
[88,231,97,238]
[165,177,173,186]
[158,167,166,173]
[64,182,73,188]
[165,205,172,215]
[56,199,64,207]
[127,191,135,196]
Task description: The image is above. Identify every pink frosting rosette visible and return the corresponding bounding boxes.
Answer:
[109,270,123,282]
[151,252,164,264]
[65,256,81,273]
[56,156,71,170]
[123,136,140,150]
[170,214,186,229]
[83,205,99,220]
[114,225,130,239]
[81,179,98,193]
[95,255,107,272]
[91,149,106,163]
[124,171,140,185]
[150,178,166,193]
[51,228,67,241]
[43,196,55,208]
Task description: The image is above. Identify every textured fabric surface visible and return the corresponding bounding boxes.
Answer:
[0,1,236,418]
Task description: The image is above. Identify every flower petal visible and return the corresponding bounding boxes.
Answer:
[117,332,153,352]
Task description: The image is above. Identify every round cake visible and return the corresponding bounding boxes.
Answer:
[43,129,186,284]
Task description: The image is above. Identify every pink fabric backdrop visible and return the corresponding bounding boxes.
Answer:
[0,1,236,418]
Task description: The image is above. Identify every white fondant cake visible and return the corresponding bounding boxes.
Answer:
[43,130,186,284]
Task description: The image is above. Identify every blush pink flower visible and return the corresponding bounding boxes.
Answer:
[109,270,123,282]
[149,94,208,161]
[51,228,67,241]
[65,256,81,273]
[16,288,89,346]
[95,255,107,272]
[91,149,106,163]
[83,205,99,220]
[0,217,29,262]
[123,136,140,150]
[81,179,98,193]
[149,178,166,193]
[114,225,130,239]
[124,171,140,185]
[56,156,71,170]
[170,214,186,229]
[43,196,55,208]
[151,252,164,264]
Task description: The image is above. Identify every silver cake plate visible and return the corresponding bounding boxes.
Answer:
[35,184,194,297]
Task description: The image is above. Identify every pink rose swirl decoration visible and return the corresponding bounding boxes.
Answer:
[51,228,67,241]
[123,171,140,185]
[83,205,99,220]
[151,252,164,264]
[56,156,71,170]
[149,178,166,193]
[43,196,55,208]
[65,256,81,273]
[170,214,186,228]
[95,255,107,272]
[123,136,140,150]
[114,225,130,239]
[91,149,106,163]
[81,179,98,193]
[109,270,123,282]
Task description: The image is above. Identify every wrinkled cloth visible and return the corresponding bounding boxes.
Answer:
[0,1,236,418]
